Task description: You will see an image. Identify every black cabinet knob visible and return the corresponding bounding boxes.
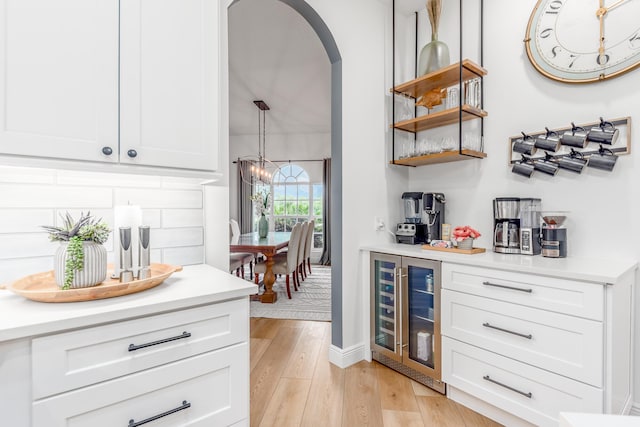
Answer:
[127,149,138,158]
[101,146,113,156]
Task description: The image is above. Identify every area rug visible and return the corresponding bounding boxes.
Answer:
[249,265,331,321]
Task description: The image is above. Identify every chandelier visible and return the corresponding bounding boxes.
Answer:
[251,100,272,183]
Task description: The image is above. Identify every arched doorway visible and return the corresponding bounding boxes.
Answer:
[228,0,344,348]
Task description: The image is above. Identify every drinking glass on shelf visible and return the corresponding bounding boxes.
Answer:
[446,87,459,110]
[397,96,413,122]
[441,136,456,152]
[464,78,482,109]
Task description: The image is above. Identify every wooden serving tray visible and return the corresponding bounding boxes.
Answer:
[421,245,486,255]
[7,263,182,303]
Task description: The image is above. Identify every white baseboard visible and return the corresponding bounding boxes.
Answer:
[630,404,640,416]
[328,343,365,368]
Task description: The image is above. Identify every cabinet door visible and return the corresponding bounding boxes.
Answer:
[370,252,402,362]
[402,256,442,380]
[0,0,119,163]
[33,343,248,427]
[120,0,219,171]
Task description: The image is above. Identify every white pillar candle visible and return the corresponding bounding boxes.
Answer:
[113,204,142,278]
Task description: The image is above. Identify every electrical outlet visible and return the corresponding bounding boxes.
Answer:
[374,217,385,231]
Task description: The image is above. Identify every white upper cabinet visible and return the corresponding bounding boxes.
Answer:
[0,0,219,172]
[120,0,219,171]
[0,0,119,163]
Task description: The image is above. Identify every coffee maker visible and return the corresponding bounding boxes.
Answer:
[519,198,542,255]
[541,213,568,258]
[396,192,428,244]
[422,193,445,243]
[493,198,521,254]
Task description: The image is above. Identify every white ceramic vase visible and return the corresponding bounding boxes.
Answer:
[457,238,474,250]
[54,241,107,289]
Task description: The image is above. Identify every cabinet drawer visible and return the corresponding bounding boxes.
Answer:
[442,263,604,320]
[32,298,248,399]
[33,342,248,427]
[442,290,603,386]
[442,337,602,427]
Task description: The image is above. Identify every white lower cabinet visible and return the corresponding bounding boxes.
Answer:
[1,297,249,427]
[33,342,247,427]
[441,262,634,426]
[443,338,602,427]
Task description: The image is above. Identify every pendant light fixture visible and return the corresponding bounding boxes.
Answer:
[251,100,272,183]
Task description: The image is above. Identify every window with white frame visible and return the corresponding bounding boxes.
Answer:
[254,164,323,249]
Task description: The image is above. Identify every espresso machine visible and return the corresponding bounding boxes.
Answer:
[541,212,568,258]
[519,198,542,255]
[493,197,521,254]
[422,193,445,243]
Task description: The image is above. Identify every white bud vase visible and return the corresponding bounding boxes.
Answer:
[54,241,107,289]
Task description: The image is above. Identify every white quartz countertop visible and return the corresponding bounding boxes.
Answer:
[362,243,637,284]
[0,264,257,342]
[559,412,640,426]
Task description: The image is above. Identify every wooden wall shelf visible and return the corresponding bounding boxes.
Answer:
[391,150,486,167]
[393,105,487,133]
[393,60,487,99]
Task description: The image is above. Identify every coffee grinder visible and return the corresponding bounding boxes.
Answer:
[422,193,445,243]
[541,212,568,258]
[519,198,542,255]
[493,197,521,254]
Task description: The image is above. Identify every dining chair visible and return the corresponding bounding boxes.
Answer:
[303,219,315,276]
[295,222,309,284]
[254,223,302,299]
[229,221,253,279]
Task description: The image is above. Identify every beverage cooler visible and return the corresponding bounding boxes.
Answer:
[370,252,445,394]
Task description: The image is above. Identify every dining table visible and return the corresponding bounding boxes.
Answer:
[230,231,290,303]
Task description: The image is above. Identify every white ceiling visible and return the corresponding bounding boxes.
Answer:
[228,0,331,136]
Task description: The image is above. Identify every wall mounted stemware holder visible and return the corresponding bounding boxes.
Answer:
[508,116,631,176]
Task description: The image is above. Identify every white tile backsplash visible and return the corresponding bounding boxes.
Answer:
[162,209,204,228]
[0,166,205,284]
[0,184,113,208]
[114,188,202,209]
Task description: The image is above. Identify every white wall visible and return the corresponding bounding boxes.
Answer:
[405,0,640,407]
[0,166,208,285]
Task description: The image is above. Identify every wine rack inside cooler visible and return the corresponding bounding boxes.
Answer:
[374,259,397,352]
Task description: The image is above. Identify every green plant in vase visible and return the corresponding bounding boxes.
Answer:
[251,190,272,238]
[42,212,110,290]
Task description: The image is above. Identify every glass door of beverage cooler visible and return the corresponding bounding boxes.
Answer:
[401,257,441,379]
[370,252,402,362]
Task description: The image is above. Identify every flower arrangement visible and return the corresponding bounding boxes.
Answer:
[452,225,481,242]
[251,190,272,217]
[42,212,110,290]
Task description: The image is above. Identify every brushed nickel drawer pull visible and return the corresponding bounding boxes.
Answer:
[483,375,532,398]
[483,322,532,340]
[482,281,532,293]
[128,400,191,426]
[128,331,191,352]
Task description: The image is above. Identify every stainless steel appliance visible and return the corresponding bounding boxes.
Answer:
[422,193,445,243]
[395,223,427,245]
[519,198,542,255]
[370,252,445,394]
[493,197,521,254]
[542,213,568,258]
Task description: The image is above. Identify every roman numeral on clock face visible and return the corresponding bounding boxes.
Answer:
[545,0,563,14]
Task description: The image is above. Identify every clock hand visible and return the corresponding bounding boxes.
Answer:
[597,6,606,58]
[606,0,629,12]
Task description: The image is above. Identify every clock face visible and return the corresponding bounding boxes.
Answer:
[526,0,640,83]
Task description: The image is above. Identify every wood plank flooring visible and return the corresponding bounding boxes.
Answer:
[250,318,503,427]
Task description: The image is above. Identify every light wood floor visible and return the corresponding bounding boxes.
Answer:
[250,318,503,427]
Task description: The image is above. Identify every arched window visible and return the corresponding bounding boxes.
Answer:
[266,163,323,249]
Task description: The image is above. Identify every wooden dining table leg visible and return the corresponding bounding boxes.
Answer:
[260,252,278,303]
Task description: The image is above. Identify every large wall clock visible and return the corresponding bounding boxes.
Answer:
[525,0,640,83]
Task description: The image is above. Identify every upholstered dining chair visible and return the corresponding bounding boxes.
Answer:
[254,222,302,299]
[303,219,315,276]
[295,222,309,284]
[229,220,253,279]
